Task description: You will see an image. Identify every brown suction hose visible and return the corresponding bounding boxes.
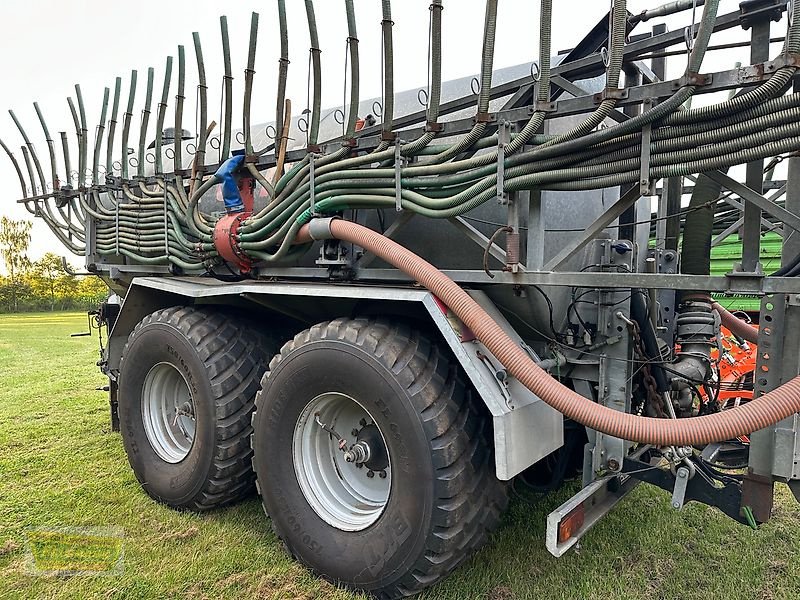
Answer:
[298,218,800,447]
[713,301,759,345]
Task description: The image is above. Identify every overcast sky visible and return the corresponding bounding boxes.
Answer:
[0,0,785,266]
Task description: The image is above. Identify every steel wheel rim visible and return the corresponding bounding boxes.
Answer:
[293,392,391,531]
[141,362,196,463]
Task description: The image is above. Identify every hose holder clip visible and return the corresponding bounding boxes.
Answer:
[673,72,712,88]
[592,87,628,104]
[425,121,443,133]
[772,52,800,69]
[531,101,557,113]
[474,112,494,124]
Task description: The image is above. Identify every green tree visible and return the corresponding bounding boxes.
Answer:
[0,217,32,312]
[30,252,66,311]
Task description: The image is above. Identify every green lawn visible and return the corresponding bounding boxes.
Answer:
[1,312,799,599]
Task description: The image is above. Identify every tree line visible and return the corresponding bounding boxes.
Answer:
[0,217,109,313]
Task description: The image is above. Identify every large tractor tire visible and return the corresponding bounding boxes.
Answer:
[118,306,273,510]
[251,318,507,598]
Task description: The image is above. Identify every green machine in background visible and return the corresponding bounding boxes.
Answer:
[711,232,782,315]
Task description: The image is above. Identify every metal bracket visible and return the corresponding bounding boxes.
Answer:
[394,141,404,212]
[725,267,765,294]
[673,72,712,88]
[114,189,120,256]
[163,184,169,259]
[739,0,785,29]
[309,153,317,215]
[772,52,800,69]
[531,101,557,113]
[592,87,628,104]
[639,99,655,196]
[497,121,511,204]
[671,466,690,510]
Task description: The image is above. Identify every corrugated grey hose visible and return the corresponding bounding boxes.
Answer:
[304,0,322,147]
[541,0,628,147]
[679,0,800,277]
[432,0,497,162]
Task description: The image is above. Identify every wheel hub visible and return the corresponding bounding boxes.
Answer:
[293,392,391,531]
[141,362,196,463]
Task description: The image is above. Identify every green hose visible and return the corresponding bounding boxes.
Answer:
[304,0,322,146]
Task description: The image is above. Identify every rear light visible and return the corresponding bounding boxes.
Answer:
[558,503,585,544]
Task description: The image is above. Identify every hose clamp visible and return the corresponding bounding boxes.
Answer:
[673,72,712,88]
[773,52,800,69]
[531,101,557,113]
[592,87,628,104]
[308,216,339,241]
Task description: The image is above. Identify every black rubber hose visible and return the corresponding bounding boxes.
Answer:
[631,289,669,392]
[680,172,722,276]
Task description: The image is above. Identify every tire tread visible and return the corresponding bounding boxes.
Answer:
[251,318,508,599]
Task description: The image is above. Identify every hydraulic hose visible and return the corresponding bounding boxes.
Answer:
[713,301,759,344]
[300,218,800,447]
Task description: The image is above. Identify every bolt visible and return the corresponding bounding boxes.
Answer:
[678,469,687,478]
[672,501,681,509]
[351,428,359,437]
[359,418,367,427]
[367,470,375,478]
[607,458,620,471]
[379,470,387,479]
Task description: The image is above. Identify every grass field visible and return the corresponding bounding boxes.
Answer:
[1,312,799,599]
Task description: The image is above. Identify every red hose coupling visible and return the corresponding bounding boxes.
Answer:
[213,212,252,273]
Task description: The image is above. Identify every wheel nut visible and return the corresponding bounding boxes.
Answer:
[379,470,387,479]
[367,470,375,478]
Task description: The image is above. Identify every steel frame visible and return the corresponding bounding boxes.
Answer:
[85,4,800,300]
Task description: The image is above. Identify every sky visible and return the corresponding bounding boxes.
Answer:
[0,0,788,269]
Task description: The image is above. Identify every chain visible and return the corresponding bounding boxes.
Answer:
[627,319,666,418]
